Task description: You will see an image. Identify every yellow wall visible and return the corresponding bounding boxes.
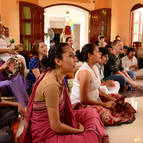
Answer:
[19,0,38,4]
[111,0,143,45]
[0,0,2,20]
[1,0,38,44]
[39,0,143,45]
[94,0,111,9]
[1,0,19,43]
[38,0,95,10]
[38,0,111,10]
[1,0,143,45]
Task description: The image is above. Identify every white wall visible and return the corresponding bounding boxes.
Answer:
[44,5,89,49]
[73,24,80,50]
[50,21,65,29]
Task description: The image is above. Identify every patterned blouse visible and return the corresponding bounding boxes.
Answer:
[26,57,40,86]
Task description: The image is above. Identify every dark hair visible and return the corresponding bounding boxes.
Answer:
[75,49,80,57]
[111,40,120,47]
[99,36,104,40]
[76,43,96,62]
[42,43,68,69]
[32,40,43,57]
[115,35,120,39]
[127,47,135,55]
[123,45,128,49]
[4,27,9,30]
[65,36,72,42]
[105,44,112,49]
[99,47,109,56]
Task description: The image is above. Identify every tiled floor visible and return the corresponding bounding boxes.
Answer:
[135,79,143,89]
[121,79,143,98]
[122,88,143,98]
[68,78,143,143]
[106,96,143,143]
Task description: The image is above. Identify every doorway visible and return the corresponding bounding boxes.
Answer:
[44,5,89,51]
[19,2,111,53]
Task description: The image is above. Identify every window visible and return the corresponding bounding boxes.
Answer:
[131,8,143,44]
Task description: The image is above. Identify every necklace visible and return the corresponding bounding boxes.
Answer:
[53,70,63,95]
[53,70,63,86]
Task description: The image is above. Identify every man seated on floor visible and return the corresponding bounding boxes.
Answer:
[96,47,120,94]
[122,47,143,78]
[119,45,128,59]
[104,40,138,91]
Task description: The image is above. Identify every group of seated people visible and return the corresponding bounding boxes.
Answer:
[0,23,29,105]
[0,23,30,143]
[0,29,141,143]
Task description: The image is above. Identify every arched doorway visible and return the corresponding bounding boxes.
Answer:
[19,2,111,53]
[44,5,89,51]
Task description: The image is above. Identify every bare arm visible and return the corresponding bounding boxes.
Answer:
[0,100,19,107]
[0,100,25,117]
[98,88,116,101]
[32,68,41,79]
[115,70,137,88]
[122,70,133,80]
[48,107,84,134]
[0,48,16,54]
[78,70,104,106]
[78,70,116,108]
[129,64,138,70]
[45,84,84,134]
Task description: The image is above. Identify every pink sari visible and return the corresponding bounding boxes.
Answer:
[18,70,108,143]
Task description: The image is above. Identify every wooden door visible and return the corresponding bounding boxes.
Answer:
[89,8,111,44]
[19,2,44,54]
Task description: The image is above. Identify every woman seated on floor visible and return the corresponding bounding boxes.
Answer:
[0,94,25,143]
[0,59,28,107]
[71,43,136,126]
[26,40,47,94]
[18,43,108,143]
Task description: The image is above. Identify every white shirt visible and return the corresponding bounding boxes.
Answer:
[96,63,104,80]
[122,56,137,71]
[0,38,12,61]
[71,62,101,104]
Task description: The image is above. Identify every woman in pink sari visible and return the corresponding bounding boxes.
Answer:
[18,43,108,143]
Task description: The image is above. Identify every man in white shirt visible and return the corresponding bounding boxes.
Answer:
[122,47,137,71]
[122,47,143,78]
[0,24,16,62]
